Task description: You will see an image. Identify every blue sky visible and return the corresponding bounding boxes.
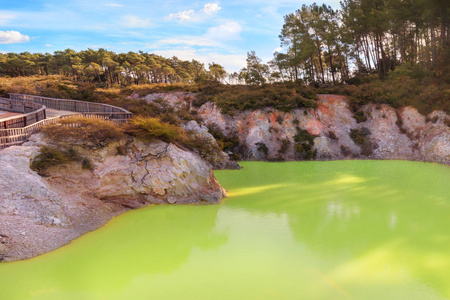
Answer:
[0,0,340,72]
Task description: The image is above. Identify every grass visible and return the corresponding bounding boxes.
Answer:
[42,116,126,149]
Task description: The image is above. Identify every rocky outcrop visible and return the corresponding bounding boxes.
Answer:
[0,135,227,261]
[85,138,227,205]
[130,91,196,112]
[182,120,241,170]
[197,94,450,164]
[0,145,69,227]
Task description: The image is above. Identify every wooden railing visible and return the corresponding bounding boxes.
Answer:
[0,115,81,149]
[1,94,132,149]
[0,97,47,129]
[9,94,132,122]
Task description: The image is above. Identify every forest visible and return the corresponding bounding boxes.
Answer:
[0,0,448,113]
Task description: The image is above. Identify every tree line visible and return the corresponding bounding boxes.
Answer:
[239,0,449,85]
[0,49,227,86]
[1,0,448,87]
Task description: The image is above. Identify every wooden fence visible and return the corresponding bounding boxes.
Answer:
[1,94,132,149]
[0,115,81,149]
[0,97,47,129]
[9,94,132,122]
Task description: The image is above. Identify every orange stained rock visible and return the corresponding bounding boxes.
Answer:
[305,119,324,136]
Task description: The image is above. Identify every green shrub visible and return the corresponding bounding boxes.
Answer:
[194,83,318,114]
[182,133,222,161]
[293,127,317,160]
[206,124,239,153]
[125,116,180,143]
[276,115,284,124]
[353,110,367,123]
[350,128,377,156]
[30,146,92,175]
[279,138,291,154]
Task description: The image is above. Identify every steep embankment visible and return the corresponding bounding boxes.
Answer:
[196,94,449,164]
[0,135,226,261]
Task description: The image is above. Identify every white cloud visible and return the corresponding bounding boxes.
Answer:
[201,3,221,15]
[205,21,242,40]
[152,20,241,49]
[121,15,152,28]
[168,10,195,21]
[0,31,30,44]
[105,3,124,7]
[169,3,221,22]
[45,44,53,47]
[152,49,246,73]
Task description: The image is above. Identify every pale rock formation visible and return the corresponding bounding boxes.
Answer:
[142,91,195,112]
[89,139,227,205]
[197,94,450,164]
[182,120,241,169]
[0,134,227,261]
[0,144,69,227]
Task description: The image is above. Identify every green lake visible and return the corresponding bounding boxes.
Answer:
[0,160,449,299]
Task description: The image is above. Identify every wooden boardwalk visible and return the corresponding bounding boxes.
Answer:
[0,94,132,149]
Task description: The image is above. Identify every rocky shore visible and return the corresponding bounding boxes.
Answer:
[0,135,228,261]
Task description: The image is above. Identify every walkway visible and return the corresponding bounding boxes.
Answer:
[0,110,22,120]
[1,94,132,149]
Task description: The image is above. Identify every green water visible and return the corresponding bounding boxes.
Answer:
[0,161,449,300]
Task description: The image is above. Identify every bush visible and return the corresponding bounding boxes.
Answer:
[353,110,367,123]
[293,127,317,160]
[194,83,318,114]
[181,133,222,161]
[42,116,125,148]
[350,128,377,156]
[125,116,181,143]
[30,146,92,175]
[206,124,239,153]
[279,138,291,154]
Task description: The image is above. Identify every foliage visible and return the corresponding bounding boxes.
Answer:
[206,124,239,153]
[30,146,92,175]
[353,110,367,123]
[125,117,181,143]
[279,138,291,154]
[195,82,317,114]
[181,133,222,164]
[350,127,377,156]
[42,116,126,148]
[277,1,449,82]
[293,127,317,160]
[239,51,269,85]
[0,49,225,86]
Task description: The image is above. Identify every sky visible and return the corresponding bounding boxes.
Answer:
[0,0,341,72]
